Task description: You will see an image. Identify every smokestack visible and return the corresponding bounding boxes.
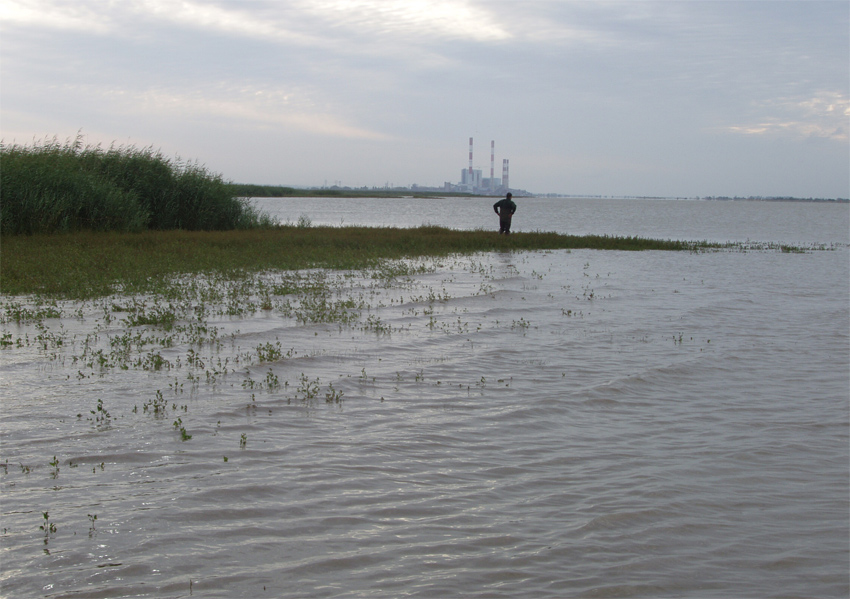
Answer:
[490,141,495,189]
[468,137,474,177]
[502,159,510,191]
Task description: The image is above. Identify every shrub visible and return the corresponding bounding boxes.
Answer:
[0,135,268,235]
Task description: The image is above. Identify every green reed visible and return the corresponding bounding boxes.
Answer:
[0,135,272,235]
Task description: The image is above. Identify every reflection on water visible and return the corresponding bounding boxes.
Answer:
[1,228,849,596]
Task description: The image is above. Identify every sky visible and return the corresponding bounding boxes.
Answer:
[1,0,848,198]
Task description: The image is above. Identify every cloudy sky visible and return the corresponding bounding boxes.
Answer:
[2,0,848,197]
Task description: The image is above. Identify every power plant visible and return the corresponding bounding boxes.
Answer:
[314,136,522,195]
[446,137,511,195]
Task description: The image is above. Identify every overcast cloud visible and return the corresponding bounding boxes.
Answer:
[1,0,847,197]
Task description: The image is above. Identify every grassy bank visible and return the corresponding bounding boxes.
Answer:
[1,137,272,234]
[0,226,702,299]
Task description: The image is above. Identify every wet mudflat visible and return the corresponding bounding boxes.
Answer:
[1,240,847,598]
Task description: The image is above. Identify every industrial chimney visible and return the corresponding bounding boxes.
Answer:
[468,137,473,179]
[490,141,495,190]
[502,159,510,191]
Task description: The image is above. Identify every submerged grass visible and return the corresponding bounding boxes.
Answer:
[1,226,705,299]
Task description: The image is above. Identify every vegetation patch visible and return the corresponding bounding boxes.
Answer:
[1,135,272,235]
[0,226,711,299]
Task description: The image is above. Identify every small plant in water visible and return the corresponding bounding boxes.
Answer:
[40,511,56,541]
[264,368,280,390]
[143,389,168,417]
[173,417,192,441]
[255,341,284,362]
[91,398,111,426]
[325,383,344,404]
[239,433,247,449]
[296,373,320,401]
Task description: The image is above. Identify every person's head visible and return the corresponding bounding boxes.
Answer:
[507,192,512,199]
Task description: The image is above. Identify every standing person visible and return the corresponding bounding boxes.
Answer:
[493,192,517,234]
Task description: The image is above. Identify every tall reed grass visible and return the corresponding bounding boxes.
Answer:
[0,135,272,235]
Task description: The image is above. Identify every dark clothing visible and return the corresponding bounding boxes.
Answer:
[493,197,517,234]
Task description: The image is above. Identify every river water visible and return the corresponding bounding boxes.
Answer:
[1,198,848,598]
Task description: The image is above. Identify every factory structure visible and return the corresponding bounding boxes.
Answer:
[309,136,528,196]
[443,137,517,195]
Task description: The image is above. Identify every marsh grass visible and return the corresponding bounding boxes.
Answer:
[0,135,271,235]
[0,226,704,298]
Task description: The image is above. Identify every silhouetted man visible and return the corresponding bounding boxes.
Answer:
[493,193,516,234]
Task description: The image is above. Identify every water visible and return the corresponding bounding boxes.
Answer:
[1,198,848,598]
[254,196,849,245]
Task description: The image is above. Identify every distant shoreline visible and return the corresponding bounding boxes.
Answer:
[700,196,849,203]
[225,184,489,200]
[230,184,849,204]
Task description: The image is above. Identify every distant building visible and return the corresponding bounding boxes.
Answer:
[461,169,482,191]
[449,137,513,195]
